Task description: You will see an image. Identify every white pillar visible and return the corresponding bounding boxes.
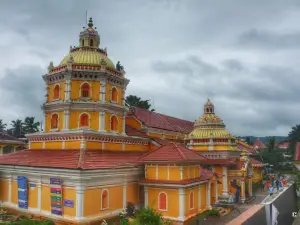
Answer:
[42,142,45,149]
[65,79,71,101]
[37,180,42,211]
[178,188,185,220]
[80,138,86,150]
[206,181,211,208]
[13,146,17,152]
[198,185,201,210]
[122,115,126,135]
[43,113,46,132]
[123,182,127,208]
[144,186,148,208]
[98,112,106,132]
[222,166,228,196]
[100,81,106,102]
[0,146,3,155]
[75,185,85,221]
[8,176,12,203]
[63,110,70,130]
[180,166,183,180]
[62,141,65,149]
[215,177,219,202]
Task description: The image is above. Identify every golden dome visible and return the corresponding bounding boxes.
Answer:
[188,99,235,139]
[60,49,115,69]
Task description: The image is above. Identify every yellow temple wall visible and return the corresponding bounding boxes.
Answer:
[45,142,64,149]
[192,146,208,151]
[84,185,123,217]
[105,83,123,105]
[185,186,199,217]
[69,110,98,130]
[65,141,81,149]
[62,188,76,217]
[70,80,100,101]
[0,179,8,202]
[253,167,263,183]
[11,180,18,204]
[30,142,44,149]
[47,81,65,102]
[41,185,50,211]
[28,183,38,209]
[126,182,140,205]
[147,187,179,218]
[45,111,64,132]
[169,167,180,181]
[125,117,142,130]
[124,144,150,152]
[200,184,207,209]
[105,112,124,133]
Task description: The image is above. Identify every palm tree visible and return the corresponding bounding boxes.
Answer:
[23,117,40,133]
[288,124,300,155]
[11,119,25,138]
[266,136,276,152]
[125,95,155,111]
[0,119,7,132]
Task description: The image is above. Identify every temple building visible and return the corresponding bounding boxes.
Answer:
[0,18,264,224]
[0,132,25,155]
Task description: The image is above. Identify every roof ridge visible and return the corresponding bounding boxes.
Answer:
[173,143,187,160]
[156,113,185,133]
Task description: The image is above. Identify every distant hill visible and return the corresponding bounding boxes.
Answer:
[237,136,288,145]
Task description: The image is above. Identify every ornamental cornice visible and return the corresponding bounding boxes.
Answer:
[142,127,186,137]
[26,130,150,145]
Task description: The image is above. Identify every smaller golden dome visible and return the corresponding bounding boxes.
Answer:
[188,128,232,139]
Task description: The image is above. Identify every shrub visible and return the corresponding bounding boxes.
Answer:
[133,207,164,225]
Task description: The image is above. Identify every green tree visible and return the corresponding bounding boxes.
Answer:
[125,95,155,111]
[288,124,300,155]
[23,117,40,133]
[260,149,284,171]
[266,136,277,152]
[0,119,7,132]
[10,119,25,138]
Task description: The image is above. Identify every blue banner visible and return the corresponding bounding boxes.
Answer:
[17,176,28,209]
[64,200,74,208]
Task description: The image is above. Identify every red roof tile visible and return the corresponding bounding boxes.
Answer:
[125,125,149,138]
[0,132,24,144]
[128,107,194,133]
[0,149,144,169]
[294,142,300,161]
[139,142,206,163]
[277,141,289,149]
[253,138,266,149]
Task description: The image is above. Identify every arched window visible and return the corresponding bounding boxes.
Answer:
[51,114,59,129]
[53,85,60,99]
[81,83,90,97]
[158,192,167,211]
[111,87,118,102]
[101,189,109,209]
[190,191,194,209]
[80,113,89,127]
[110,115,118,132]
[90,39,93,47]
[81,39,84,47]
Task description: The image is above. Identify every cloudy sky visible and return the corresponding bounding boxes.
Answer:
[1,0,300,136]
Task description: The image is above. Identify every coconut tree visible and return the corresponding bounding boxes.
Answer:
[288,124,300,155]
[0,119,7,132]
[266,136,277,152]
[125,95,155,111]
[10,119,25,138]
[23,117,40,133]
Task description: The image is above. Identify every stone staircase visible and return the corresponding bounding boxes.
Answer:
[214,206,229,216]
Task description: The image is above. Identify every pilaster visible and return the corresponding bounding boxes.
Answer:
[65,78,71,101]
[37,179,42,211]
[206,181,211,208]
[8,175,12,203]
[98,112,106,132]
[42,142,45,149]
[75,185,85,221]
[100,80,106,102]
[63,110,70,130]
[198,185,201,210]
[180,166,183,180]
[122,115,126,135]
[241,180,246,203]
[248,179,253,196]
[144,186,148,208]
[12,146,16,152]
[123,182,127,208]
[178,188,185,220]
[222,166,228,196]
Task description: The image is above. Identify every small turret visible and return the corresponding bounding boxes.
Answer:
[204,99,214,114]
[79,17,100,48]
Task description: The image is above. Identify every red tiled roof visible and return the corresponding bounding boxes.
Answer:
[0,150,144,169]
[125,125,149,138]
[0,132,24,144]
[139,142,206,162]
[253,138,266,149]
[277,141,289,149]
[128,107,194,133]
[294,142,300,161]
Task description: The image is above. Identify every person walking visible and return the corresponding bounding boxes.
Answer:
[275,179,280,191]
[262,180,266,192]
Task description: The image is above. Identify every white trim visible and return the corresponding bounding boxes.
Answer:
[79,82,92,99]
[100,80,106,102]
[222,166,228,196]
[180,166,183,180]
[53,84,60,100]
[189,191,194,210]
[140,180,208,188]
[144,186,148,208]
[62,141,65,149]
[178,188,185,220]
[101,189,109,210]
[78,112,90,128]
[8,175,12,202]
[37,179,42,211]
[65,79,71,101]
[110,114,119,133]
[158,192,168,211]
[63,110,70,130]
[122,115,126,135]
[206,181,211,208]
[98,111,106,132]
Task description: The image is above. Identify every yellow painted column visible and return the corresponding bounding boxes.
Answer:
[248,179,253,196]
[241,180,245,203]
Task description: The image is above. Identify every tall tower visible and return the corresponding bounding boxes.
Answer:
[26,18,148,151]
